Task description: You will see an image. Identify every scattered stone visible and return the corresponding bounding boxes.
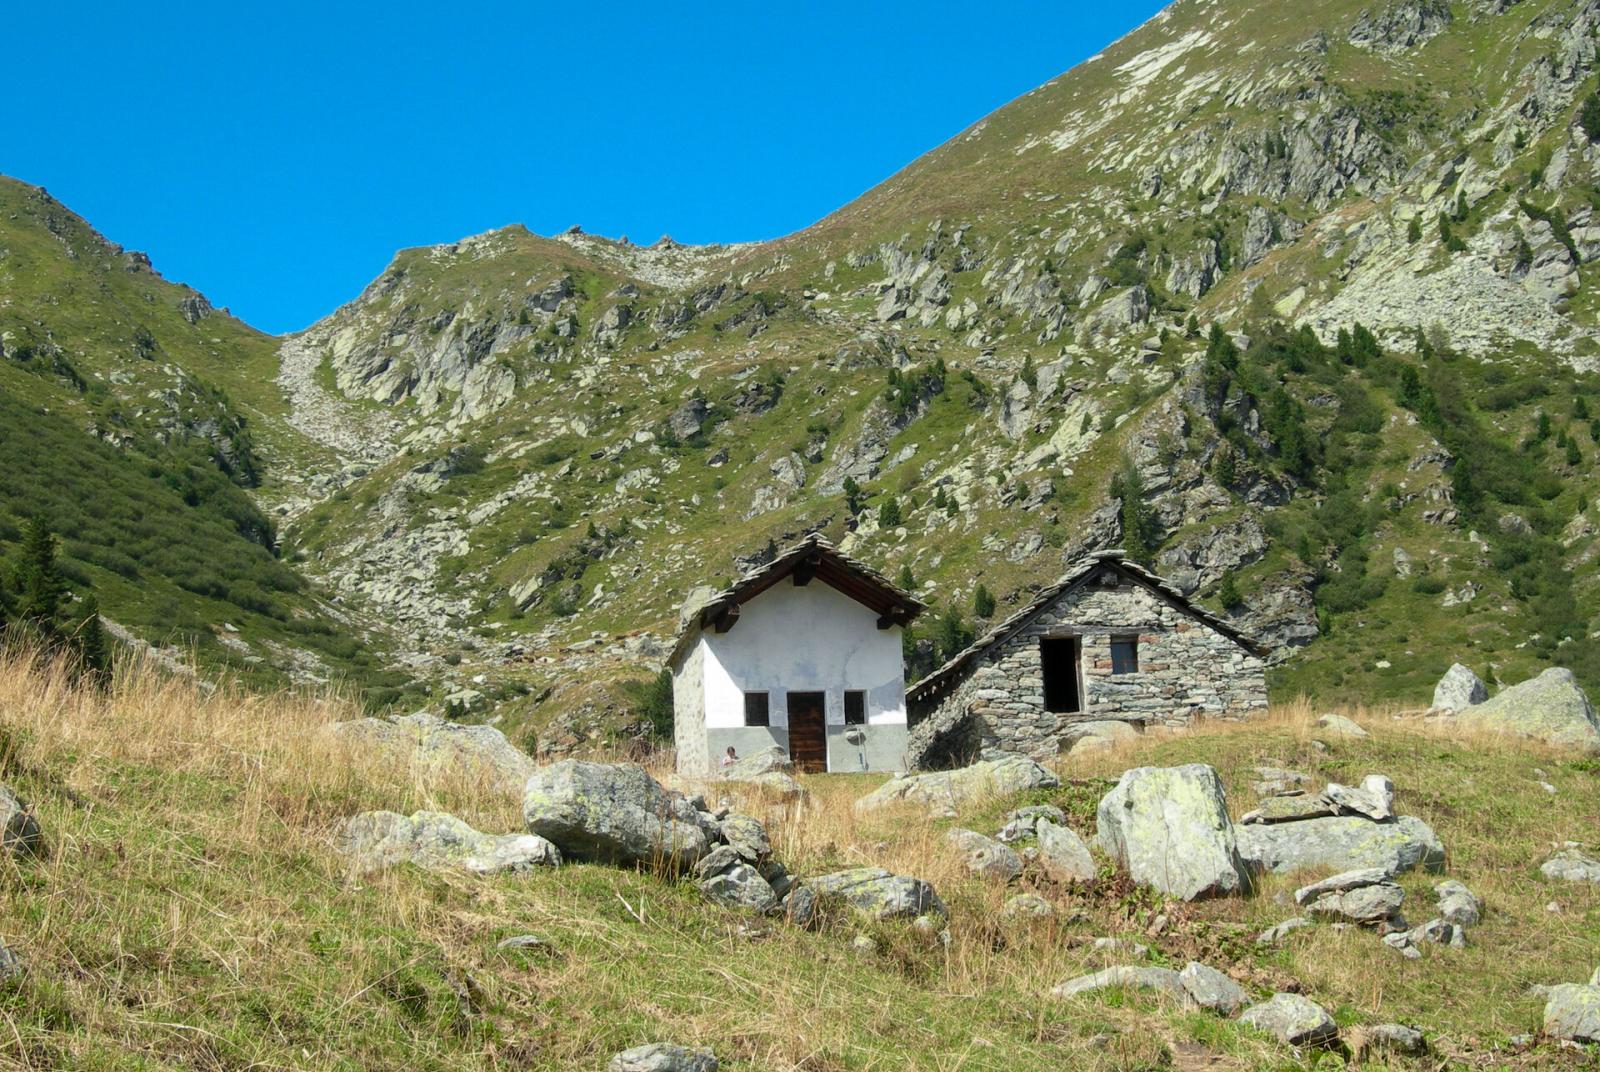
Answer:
[996,804,1066,843]
[1239,992,1339,1046]
[608,1043,718,1072]
[0,942,23,984]
[699,863,777,913]
[693,845,742,880]
[1251,767,1312,796]
[1434,880,1483,927]
[1315,713,1369,739]
[339,811,561,876]
[946,828,1024,882]
[1179,961,1248,1016]
[495,935,550,952]
[1355,1023,1427,1057]
[523,761,714,868]
[331,712,536,796]
[0,785,42,859]
[1543,984,1600,1042]
[1241,795,1335,824]
[1035,819,1097,885]
[718,814,771,863]
[1431,663,1488,712]
[1323,776,1394,821]
[1064,720,1139,752]
[855,754,1059,814]
[805,867,947,921]
[1256,917,1314,945]
[1003,892,1056,918]
[1297,875,1405,925]
[720,745,793,780]
[1455,668,1600,754]
[1235,815,1445,878]
[784,885,819,929]
[1095,764,1248,901]
[1052,965,1186,1001]
[1541,848,1600,884]
[850,934,878,956]
[1091,937,1149,956]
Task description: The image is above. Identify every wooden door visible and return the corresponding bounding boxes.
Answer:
[786,692,828,773]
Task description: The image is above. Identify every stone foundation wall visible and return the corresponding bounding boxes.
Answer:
[912,581,1266,763]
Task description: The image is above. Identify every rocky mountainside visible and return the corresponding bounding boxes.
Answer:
[6,0,1600,748]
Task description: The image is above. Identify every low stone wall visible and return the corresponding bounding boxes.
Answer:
[911,582,1266,766]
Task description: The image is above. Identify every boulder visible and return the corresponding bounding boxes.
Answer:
[1355,1024,1427,1057]
[1543,984,1600,1043]
[1434,880,1482,927]
[332,712,536,795]
[784,884,820,929]
[1431,663,1487,712]
[699,864,777,913]
[1052,965,1186,1001]
[1002,892,1056,918]
[1235,815,1445,878]
[805,867,947,921]
[1064,720,1139,752]
[608,1043,718,1072]
[996,804,1067,843]
[1179,961,1248,1016]
[1251,767,1311,796]
[1239,993,1339,1046]
[1541,848,1600,883]
[1256,917,1313,945]
[1036,819,1097,885]
[522,761,714,868]
[1455,668,1600,754]
[856,753,1058,814]
[1095,764,1248,900]
[339,811,561,876]
[1383,917,1467,955]
[1241,795,1335,824]
[1293,867,1394,901]
[720,746,793,780]
[1324,776,1394,821]
[0,785,42,858]
[945,828,1023,883]
[718,815,771,863]
[1300,881,1405,925]
[1315,713,1369,739]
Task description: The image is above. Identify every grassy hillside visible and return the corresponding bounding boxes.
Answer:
[0,652,1594,1069]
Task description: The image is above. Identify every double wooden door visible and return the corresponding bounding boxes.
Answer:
[786,692,828,773]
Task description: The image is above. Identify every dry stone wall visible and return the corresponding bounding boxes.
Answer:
[912,581,1265,764]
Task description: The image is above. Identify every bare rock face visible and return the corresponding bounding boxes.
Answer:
[1348,0,1453,53]
[1095,764,1248,901]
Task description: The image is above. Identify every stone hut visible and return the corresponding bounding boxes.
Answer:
[906,550,1267,768]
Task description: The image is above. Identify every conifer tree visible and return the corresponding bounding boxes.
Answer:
[878,497,903,528]
[1217,573,1242,611]
[70,596,111,685]
[14,517,66,639]
[972,583,995,619]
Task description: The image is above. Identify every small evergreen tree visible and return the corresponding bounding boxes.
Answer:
[69,596,111,685]
[842,477,865,517]
[1020,353,1037,389]
[1212,446,1237,489]
[1581,92,1600,143]
[1567,438,1583,467]
[13,517,66,639]
[896,564,917,592]
[1216,573,1242,611]
[932,606,974,661]
[878,497,903,528]
[1575,396,1591,421]
[1110,459,1159,562]
[627,669,674,743]
[973,584,995,619]
[1406,216,1423,244]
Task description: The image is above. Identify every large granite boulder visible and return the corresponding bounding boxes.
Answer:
[855,753,1058,814]
[339,810,560,876]
[804,867,946,921]
[1240,993,1338,1046]
[1454,668,1600,753]
[332,712,537,795]
[0,785,42,858]
[1543,984,1600,1042]
[522,761,714,868]
[1235,814,1445,878]
[1096,764,1247,900]
[1431,663,1488,712]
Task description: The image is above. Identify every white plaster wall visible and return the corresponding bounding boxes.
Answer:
[701,582,906,733]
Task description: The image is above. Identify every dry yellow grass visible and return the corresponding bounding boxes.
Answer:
[0,650,1594,1069]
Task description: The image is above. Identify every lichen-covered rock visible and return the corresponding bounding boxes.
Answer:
[718,814,771,863]
[1002,892,1055,918]
[1064,720,1139,752]
[1179,961,1248,1015]
[1455,668,1600,754]
[1301,881,1405,924]
[1036,818,1097,885]
[608,1043,718,1072]
[522,761,713,867]
[0,785,42,858]
[1256,917,1313,945]
[1434,880,1482,927]
[339,810,561,876]
[855,754,1058,814]
[1431,663,1487,712]
[720,745,794,780]
[1241,795,1335,824]
[1052,965,1186,1000]
[805,867,946,921]
[1324,776,1394,821]
[1541,848,1600,883]
[1096,764,1247,900]
[698,864,777,913]
[1543,984,1600,1042]
[996,804,1066,842]
[332,712,536,795]
[1315,713,1369,739]
[1356,1023,1427,1057]
[1235,815,1445,877]
[1239,992,1339,1046]
[945,828,1023,883]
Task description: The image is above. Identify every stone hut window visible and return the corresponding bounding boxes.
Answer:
[844,690,866,725]
[744,692,770,727]
[1110,636,1139,675]
[1041,637,1082,713]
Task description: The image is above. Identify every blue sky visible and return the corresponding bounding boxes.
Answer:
[6,2,1168,333]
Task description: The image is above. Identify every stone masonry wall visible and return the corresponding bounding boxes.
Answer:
[917,580,1266,762]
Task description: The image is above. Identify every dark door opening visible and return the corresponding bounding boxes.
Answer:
[786,691,828,773]
[1041,638,1082,714]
